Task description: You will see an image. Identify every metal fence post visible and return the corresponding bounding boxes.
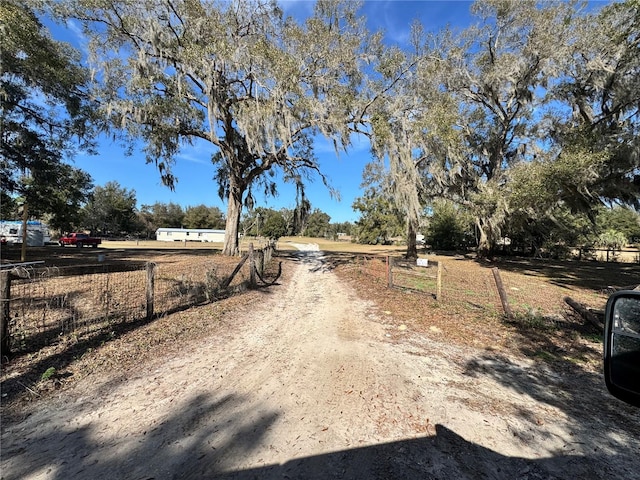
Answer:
[146,262,156,321]
[1,272,11,356]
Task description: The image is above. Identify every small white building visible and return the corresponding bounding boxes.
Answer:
[0,220,51,246]
[155,228,226,243]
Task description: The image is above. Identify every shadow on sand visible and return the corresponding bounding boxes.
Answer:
[2,386,627,480]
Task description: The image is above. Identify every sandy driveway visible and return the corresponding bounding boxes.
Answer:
[2,248,639,479]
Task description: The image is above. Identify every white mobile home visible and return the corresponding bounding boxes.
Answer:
[155,228,226,243]
[0,220,50,246]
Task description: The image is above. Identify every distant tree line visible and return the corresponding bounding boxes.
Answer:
[4,177,351,241]
[353,189,640,258]
[240,206,353,240]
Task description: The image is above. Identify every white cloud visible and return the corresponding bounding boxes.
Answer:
[65,19,90,57]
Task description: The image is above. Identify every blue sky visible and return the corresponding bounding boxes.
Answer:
[45,1,476,223]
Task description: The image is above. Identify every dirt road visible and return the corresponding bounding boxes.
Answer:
[2,248,639,479]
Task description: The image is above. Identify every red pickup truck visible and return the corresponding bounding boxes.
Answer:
[59,233,102,248]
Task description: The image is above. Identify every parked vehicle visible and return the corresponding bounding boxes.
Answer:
[59,233,102,248]
[603,290,640,407]
[0,220,50,246]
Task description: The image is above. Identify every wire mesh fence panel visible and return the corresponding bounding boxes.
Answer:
[348,254,615,322]
[389,259,442,298]
[444,264,502,314]
[7,265,147,353]
[152,254,253,314]
[3,246,278,354]
[349,255,388,284]
[154,260,215,313]
[497,268,607,319]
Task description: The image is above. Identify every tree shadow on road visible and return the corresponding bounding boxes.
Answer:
[463,351,640,477]
[2,387,629,480]
[1,392,280,480]
[481,256,640,292]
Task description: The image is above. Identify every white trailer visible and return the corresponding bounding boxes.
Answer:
[0,220,50,246]
[155,228,226,243]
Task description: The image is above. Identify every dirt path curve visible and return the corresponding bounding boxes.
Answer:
[2,247,639,479]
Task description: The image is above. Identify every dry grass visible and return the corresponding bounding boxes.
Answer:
[277,236,406,255]
[330,249,639,375]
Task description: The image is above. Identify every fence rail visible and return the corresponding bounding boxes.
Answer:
[0,243,276,356]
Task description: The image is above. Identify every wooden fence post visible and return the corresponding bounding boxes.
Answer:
[492,267,513,319]
[1,272,11,356]
[249,243,256,287]
[146,262,156,321]
[387,256,393,288]
[258,249,265,276]
[436,261,443,301]
[265,243,272,264]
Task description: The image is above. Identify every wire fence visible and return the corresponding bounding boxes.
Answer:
[336,254,620,323]
[7,265,146,353]
[3,246,627,357]
[1,243,276,356]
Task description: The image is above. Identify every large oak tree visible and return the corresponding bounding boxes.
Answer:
[58,0,371,255]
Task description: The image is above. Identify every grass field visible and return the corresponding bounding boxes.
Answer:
[87,236,640,262]
[98,236,406,255]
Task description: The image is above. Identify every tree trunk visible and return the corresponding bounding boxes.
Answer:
[222,184,243,256]
[476,218,492,257]
[405,220,418,259]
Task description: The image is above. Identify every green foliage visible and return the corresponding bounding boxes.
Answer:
[597,230,628,251]
[139,202,185,230]
[509,309,557,333]
[40,367,56,382]
[183,205,225,230]
[352,160,404,245]
[550,1,640,210]
[28,0,636,255]
[426,201,474,251]
[241,207,287,239]
[1,1,95,228]
[371,0,639,255]
[505,152,609,255]
[352,193,403,245]
[81,181,138,235]
[327,221,354,239]
[303,209,331,238]
[261,213,287,240]
[597,207,640,244]
[57,0,371,255]
[137,202,187,238]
